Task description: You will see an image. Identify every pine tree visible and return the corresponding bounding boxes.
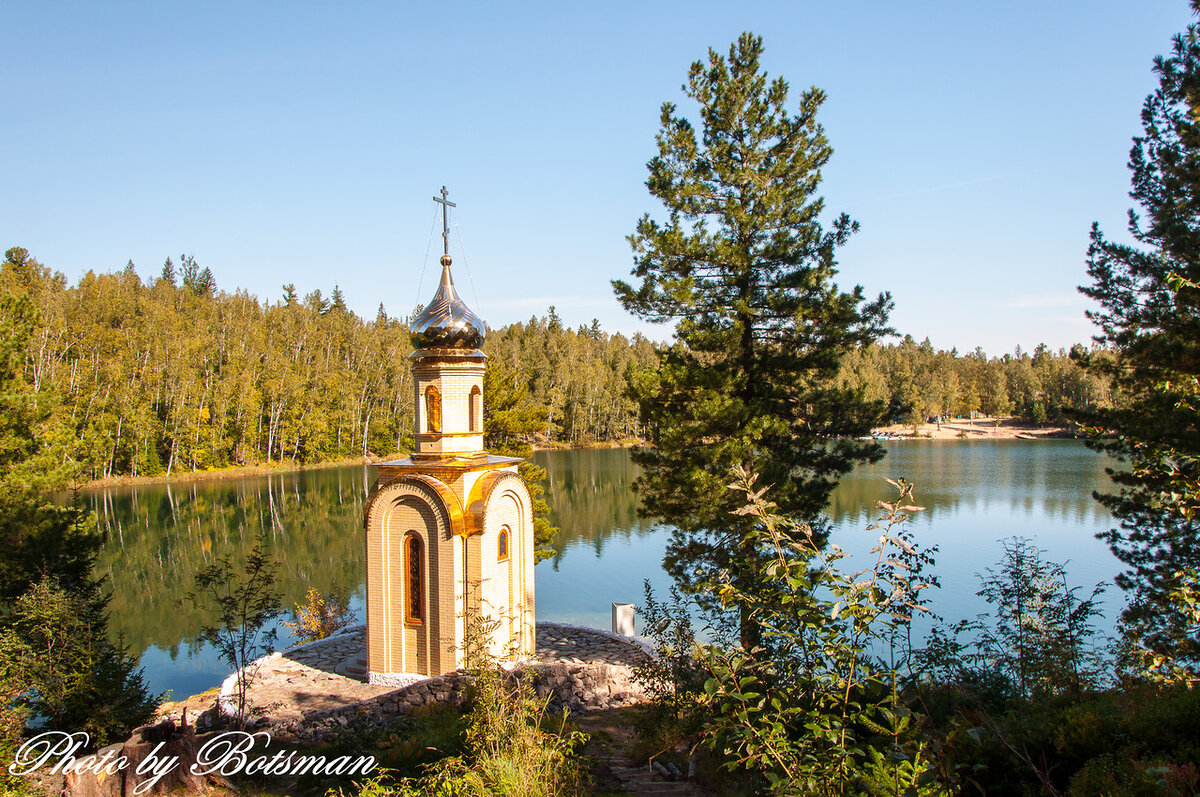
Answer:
[1077,7,1200,668]
[614,33,891,645]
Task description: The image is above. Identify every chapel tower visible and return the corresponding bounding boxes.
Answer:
[364,188,536,684]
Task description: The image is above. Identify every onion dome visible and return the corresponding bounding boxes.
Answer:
[410,254,486,351]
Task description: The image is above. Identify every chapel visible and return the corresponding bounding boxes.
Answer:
[364,189,535,684]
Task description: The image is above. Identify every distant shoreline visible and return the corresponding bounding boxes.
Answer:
[74,440,644,491]
[71,424,1072,492]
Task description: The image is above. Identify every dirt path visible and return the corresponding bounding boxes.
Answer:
[577,710,713,797]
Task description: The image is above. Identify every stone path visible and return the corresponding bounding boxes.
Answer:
[578,710,715,797]
[224,635,394,727]
[535,623,652,667]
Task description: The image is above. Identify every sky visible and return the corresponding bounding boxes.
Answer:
[2,1,1194,356]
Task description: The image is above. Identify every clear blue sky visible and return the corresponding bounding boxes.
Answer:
[2,1,1192,355]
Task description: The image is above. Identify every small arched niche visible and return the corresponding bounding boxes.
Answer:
[469,385,482,432]
[425,385,442,433]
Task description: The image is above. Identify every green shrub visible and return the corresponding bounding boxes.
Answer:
[409,664,588,797]
[628,582,708,764]
[917,537,1109,706]
[303,704,467,791]
[1068,755,1200,797]
[929,684,1200,794]
[696,471,949,796]
[334,593,589,797]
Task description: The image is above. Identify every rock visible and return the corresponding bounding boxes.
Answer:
[62,744,124,797]
[120,718,204,796]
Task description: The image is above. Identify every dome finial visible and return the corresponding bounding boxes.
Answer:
[410,188,485,352]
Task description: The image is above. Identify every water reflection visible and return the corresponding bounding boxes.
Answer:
[827,440,1121,634]
[83,466,372,695]
[532,449,669,631]
[80,442,1120,699]
[827,440,1113,527]
[535,448,657,567]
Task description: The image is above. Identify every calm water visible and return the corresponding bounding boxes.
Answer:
[82,441,1119,700]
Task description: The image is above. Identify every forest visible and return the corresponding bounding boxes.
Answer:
[836,336,1112,426]
[1,246,1112,483]
[0,248,657,481]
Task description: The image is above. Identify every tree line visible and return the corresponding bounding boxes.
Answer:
[2,246,1121,487]
[837,335,1114,425]
[484,307,658,445]
[0,249,657,482]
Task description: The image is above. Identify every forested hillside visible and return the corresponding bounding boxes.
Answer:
[1,247,1113,483]
[485,308,658,445]
[0,248,655,481]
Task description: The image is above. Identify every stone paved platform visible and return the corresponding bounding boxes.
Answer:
[535,623,652,666]
[162,622,652,735]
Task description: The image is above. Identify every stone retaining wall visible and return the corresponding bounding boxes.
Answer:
[235,623,652,742]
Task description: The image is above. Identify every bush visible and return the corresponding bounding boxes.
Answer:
[920,622,1200,792]
[0,496,157,750]
[409,671,587,797]
[628,582,708,764]
[284,586,355,644]
[5,577,157,744]
[335,594,589,797]
[695,470,948,796]
[917,537,1109,704]
[189,530,282,727]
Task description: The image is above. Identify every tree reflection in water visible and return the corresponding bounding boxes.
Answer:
[78,442,1117,698]
[87,465,370,656]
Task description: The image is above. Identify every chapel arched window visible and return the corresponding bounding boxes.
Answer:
[497,526,510,562]
[405,533,423,624]
[469,385,482,432]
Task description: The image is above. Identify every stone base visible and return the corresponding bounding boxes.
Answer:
[367,671,429,688]
[188,622,655,744]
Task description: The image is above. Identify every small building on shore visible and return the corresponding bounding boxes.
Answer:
[363,192,535,683]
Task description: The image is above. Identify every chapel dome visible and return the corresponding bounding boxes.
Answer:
[410,254,486,351]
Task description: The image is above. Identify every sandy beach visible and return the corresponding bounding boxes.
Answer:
[871,416,1078,440]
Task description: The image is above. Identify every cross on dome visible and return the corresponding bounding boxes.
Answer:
[409,187,486,351]
[432,185,456,260]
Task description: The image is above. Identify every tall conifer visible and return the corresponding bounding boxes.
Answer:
[614,34,891,645]
[1078,6,1200,667]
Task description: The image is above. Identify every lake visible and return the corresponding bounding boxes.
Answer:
[84,441,1121,700]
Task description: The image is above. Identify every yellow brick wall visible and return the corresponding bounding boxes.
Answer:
[413,358,485,457]
[366,478,465,678]
[481,477,535,660]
